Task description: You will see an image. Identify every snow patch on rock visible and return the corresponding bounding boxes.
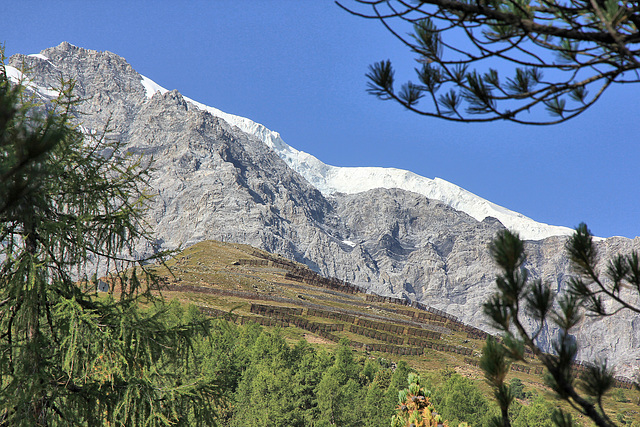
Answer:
[6,65,60,98]
[140,75,169,99]
[28,53,49,61]
[137,74,573,241]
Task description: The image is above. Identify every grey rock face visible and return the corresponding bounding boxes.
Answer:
[11,43,640,377]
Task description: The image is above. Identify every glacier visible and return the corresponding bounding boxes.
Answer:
[9,51,575,241]
[138,73,573,241]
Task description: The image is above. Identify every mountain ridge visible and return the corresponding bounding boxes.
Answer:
[71,44,573,242]
[7,42,640,378]
[150,76,574,241]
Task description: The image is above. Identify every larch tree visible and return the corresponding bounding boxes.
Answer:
[0,52,222,426]
[338,0,640,124]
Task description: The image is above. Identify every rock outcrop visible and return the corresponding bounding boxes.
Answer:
[9,43,640,377]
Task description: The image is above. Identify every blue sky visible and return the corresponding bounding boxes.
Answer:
[4,1,639,238]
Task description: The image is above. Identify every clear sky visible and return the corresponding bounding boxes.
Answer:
[4,1,639,238]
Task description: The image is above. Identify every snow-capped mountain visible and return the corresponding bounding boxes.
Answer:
[141,75,573,242]
[8,43,640,377]
[8,51,576,241]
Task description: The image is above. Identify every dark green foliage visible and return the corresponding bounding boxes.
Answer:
[361,358,378,384]
[339,1,640,124]
[566,223,640,317]
[0,53,224,426]
[433,372,496,426]
[225,334,507,426]
[481,227,637,427]
[364,381,388,427]
[291,340,333,423]
[228,334,406,427]
[316,340,366,426]
[509,379,526,401]
[481,337,514,426]
[231,330,317,426]
[511,396,556,427]
[581,360,615,412]
[226,333,507,427]
[385,361,413,416]
[365,60,394,100]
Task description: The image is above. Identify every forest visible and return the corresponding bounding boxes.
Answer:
[154,303,578,426]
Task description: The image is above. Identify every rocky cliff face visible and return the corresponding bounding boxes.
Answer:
[9,43,640,377]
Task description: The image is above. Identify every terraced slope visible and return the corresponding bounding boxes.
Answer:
[127,240,634,396]
[12,43,640,377]
[97,240,639,422]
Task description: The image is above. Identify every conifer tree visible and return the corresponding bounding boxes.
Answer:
[316,340,364,426]
[338,0,640,124]
[0,52,222,426]
[482,226,640,427]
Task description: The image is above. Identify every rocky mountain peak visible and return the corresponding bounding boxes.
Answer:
[9,44,640,378]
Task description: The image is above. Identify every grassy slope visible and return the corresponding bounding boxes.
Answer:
[134,240,640,424]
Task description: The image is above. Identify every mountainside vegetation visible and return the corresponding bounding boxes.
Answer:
[3,48,640,426]
[137,239,640,425]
